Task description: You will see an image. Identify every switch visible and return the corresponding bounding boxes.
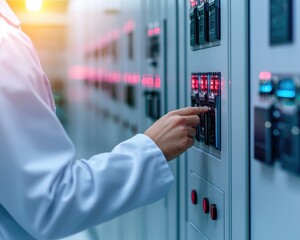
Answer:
[199,73,208,143]
[191,190,198,205]
[190,7,200,46]
[204,112,210,145]
[152,92,161,120]
[191,74,200,108]
[207,73,221,150]
[196,115,201,142]
[278,107,300,174]
[125,85,136,108]
[198,2,210,44]
[254,106,276,164]
[209,0,221,42]
[215,95,221,150]
[144,91,160,120]
[270,0,293,45]
[210,204,217,220]
[145,91,152,118]
[191,74,201,142]
[202,198,209,214]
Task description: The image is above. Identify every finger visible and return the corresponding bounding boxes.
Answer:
[187,127,197,138]
[175,106,209,116]
[184,115,200,126]
[187,137,194,148]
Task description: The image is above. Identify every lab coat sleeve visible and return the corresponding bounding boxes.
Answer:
[0,27,174,239]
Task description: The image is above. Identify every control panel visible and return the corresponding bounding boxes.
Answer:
[143,21,163,121]
[254,73,300,174]
[189,0,221,50]
[185,0,249,239]
[190,72,221,150]
[188,173,224,240]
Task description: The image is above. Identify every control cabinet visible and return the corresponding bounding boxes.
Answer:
[142,21,162,120]
[186,0,227,238]
[250,0,300,239]
[185,0,248,239]
[141,0,178,240]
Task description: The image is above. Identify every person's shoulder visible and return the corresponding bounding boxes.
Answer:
[0,17,43,89]
[0,16,28,44]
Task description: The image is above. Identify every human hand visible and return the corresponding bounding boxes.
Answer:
[144,106,209,161]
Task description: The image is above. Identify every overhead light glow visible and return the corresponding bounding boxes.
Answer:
[26,0,43,12]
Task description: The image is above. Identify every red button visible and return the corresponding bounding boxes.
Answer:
[202,198,209,214]
[191,190,198,205]
[210,204,217,220]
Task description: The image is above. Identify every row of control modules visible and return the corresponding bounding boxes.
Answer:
[191,72,221,150]
[190,0,221,49]
[255,73,300,175]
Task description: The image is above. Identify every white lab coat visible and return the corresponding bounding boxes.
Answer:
[0,1,174,239]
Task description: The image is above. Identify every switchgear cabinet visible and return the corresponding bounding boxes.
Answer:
[184,0,248,240]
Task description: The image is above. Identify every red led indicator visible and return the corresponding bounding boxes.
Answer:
[154,27,160,35]
[190,0,197,7]
[148,29,154,37]
[260,71,272,81]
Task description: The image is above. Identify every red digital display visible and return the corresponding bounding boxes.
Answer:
[200,74,208,92]
[210,78,215,91]
[154,75,161,89]
[191,75,199,90]
[210,74,220,93]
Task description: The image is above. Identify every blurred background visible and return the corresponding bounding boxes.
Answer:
[7,0,69,126]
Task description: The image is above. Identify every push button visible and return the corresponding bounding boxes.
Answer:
[202,198,209,214]
[191,190,198,205]
[210,204,217,220]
